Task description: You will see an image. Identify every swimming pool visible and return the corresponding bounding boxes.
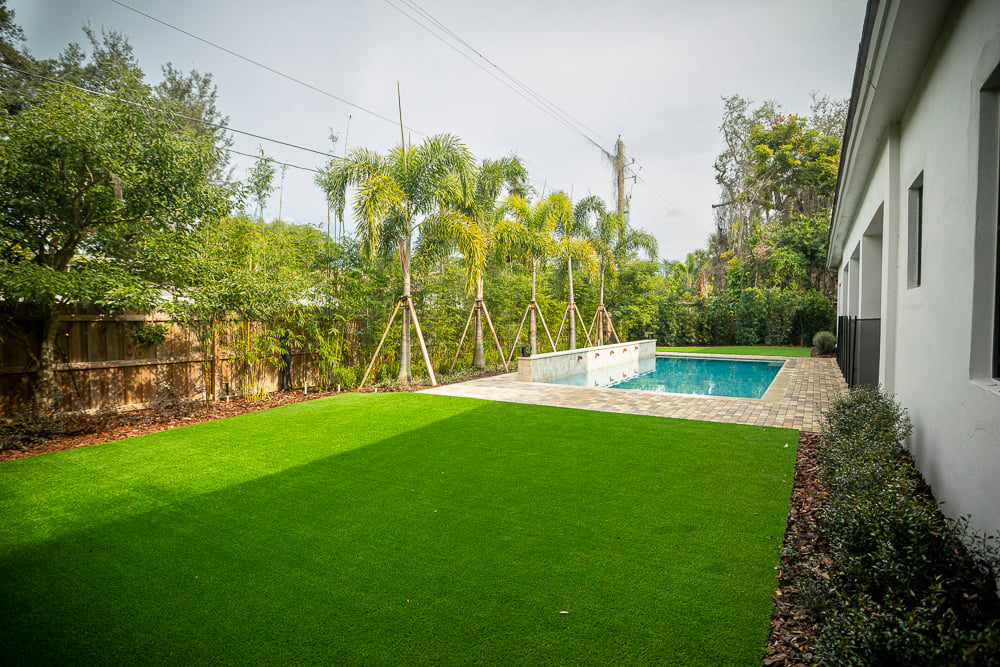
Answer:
[544,355,784,399]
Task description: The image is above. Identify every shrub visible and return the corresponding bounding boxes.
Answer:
[816,587,1000,667]
[807,386,1000,664]
[789,290,835,346]
[813,330,836,355]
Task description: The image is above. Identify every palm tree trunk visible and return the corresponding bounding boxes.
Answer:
[473,273,485,369]
[568,257,576,350]
[398,235,412,383]
[598,268,606,346]
[529,260,538,355]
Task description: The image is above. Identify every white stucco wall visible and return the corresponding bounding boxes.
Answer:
[834,0,1000,538]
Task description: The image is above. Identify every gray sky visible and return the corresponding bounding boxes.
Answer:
[11,0,866,261]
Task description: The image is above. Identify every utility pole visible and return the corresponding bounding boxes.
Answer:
[615,136,626,220]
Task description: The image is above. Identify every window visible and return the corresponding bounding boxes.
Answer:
[907,175,923,289]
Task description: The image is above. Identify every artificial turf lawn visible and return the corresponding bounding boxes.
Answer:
[0,393,797,665]
[657,345,812,357]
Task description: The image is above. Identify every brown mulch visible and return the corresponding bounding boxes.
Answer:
[765,432,832,666]
[1,369,509,462]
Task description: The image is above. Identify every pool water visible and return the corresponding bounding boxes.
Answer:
[545,355,784,399]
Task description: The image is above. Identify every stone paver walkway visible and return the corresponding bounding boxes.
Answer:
[422,355,847,432]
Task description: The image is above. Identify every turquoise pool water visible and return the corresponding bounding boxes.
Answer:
[546,355,784,399]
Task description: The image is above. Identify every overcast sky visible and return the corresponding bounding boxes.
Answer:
[11,0,866,261]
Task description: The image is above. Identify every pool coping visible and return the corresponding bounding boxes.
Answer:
[421,355,847,432]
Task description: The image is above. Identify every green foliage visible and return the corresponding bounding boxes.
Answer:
[800,387,1000,664]
[124,322,169,347]
[813,330,836,355]
[652,288,833,347]
[0,72,229,406]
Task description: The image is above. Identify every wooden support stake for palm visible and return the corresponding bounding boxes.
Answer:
[606,311,620,344]
[587,303,621,346]
[554,302,593,349]
[448,302,478,373]
[360,299,403,388]
[449,300,509,374]
[406,296,437,386]
[575,304,594,347]
[506,300,556,364]
[480,300,509,372]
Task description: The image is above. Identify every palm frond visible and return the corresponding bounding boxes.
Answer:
[555,236,599,279]
[420,207,486,293]
[353,172,405,257]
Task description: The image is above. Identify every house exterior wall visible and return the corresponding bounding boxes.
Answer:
[833,0,1000,538]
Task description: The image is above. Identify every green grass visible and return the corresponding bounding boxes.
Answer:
[657,345,812,357]
[1,393,797,665]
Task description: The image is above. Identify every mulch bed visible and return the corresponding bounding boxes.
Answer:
[1,370,512,462]
[765,432,831,665]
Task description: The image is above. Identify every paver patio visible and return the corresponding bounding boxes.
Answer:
[422,354,847,432]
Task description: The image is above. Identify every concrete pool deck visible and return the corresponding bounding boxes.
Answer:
[421,354,847,432]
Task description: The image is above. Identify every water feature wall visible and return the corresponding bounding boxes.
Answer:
[517,339,656,383]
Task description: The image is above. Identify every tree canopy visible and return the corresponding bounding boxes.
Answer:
[0,73,230,404]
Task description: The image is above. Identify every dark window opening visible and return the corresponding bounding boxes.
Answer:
[908,178,923,289]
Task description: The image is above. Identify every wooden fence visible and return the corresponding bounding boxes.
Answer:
[1,311,316,417]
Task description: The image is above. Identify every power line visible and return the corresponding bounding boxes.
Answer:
[382,0,696,228]
[110,0,422,136]
[226,148,319,174]
[0,63,337,163]
[383,0,613,156]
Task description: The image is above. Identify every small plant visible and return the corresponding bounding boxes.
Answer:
[125,321,170,347]
[813,330,836,355]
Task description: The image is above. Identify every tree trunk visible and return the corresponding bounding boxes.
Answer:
[209,317,218,402]
[36,309,60,410]
[473,274,485,369]
[529,261,538,355]
[597,270,606,346]
[398,235,412,383]
[568,257,576,350]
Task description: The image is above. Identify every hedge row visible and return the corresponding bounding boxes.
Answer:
[655,288,834,348]
[804,387,1000,665]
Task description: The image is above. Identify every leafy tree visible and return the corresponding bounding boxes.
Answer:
[748,114,841,220]
[166,216,327,401]
[155,63,234,185]
[318,134,485,382]
[713,94,778,259]
[0,0,31,112]
[808,91,849,139]
[0,74,229,408]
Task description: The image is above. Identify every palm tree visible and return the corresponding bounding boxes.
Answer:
[576,195,659,344]
[319,134,484,384]
[494,192,560,359]
[441,155,526,371]
[553,191,597,349]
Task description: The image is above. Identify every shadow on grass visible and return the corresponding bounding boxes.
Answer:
[1,394,796,665]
